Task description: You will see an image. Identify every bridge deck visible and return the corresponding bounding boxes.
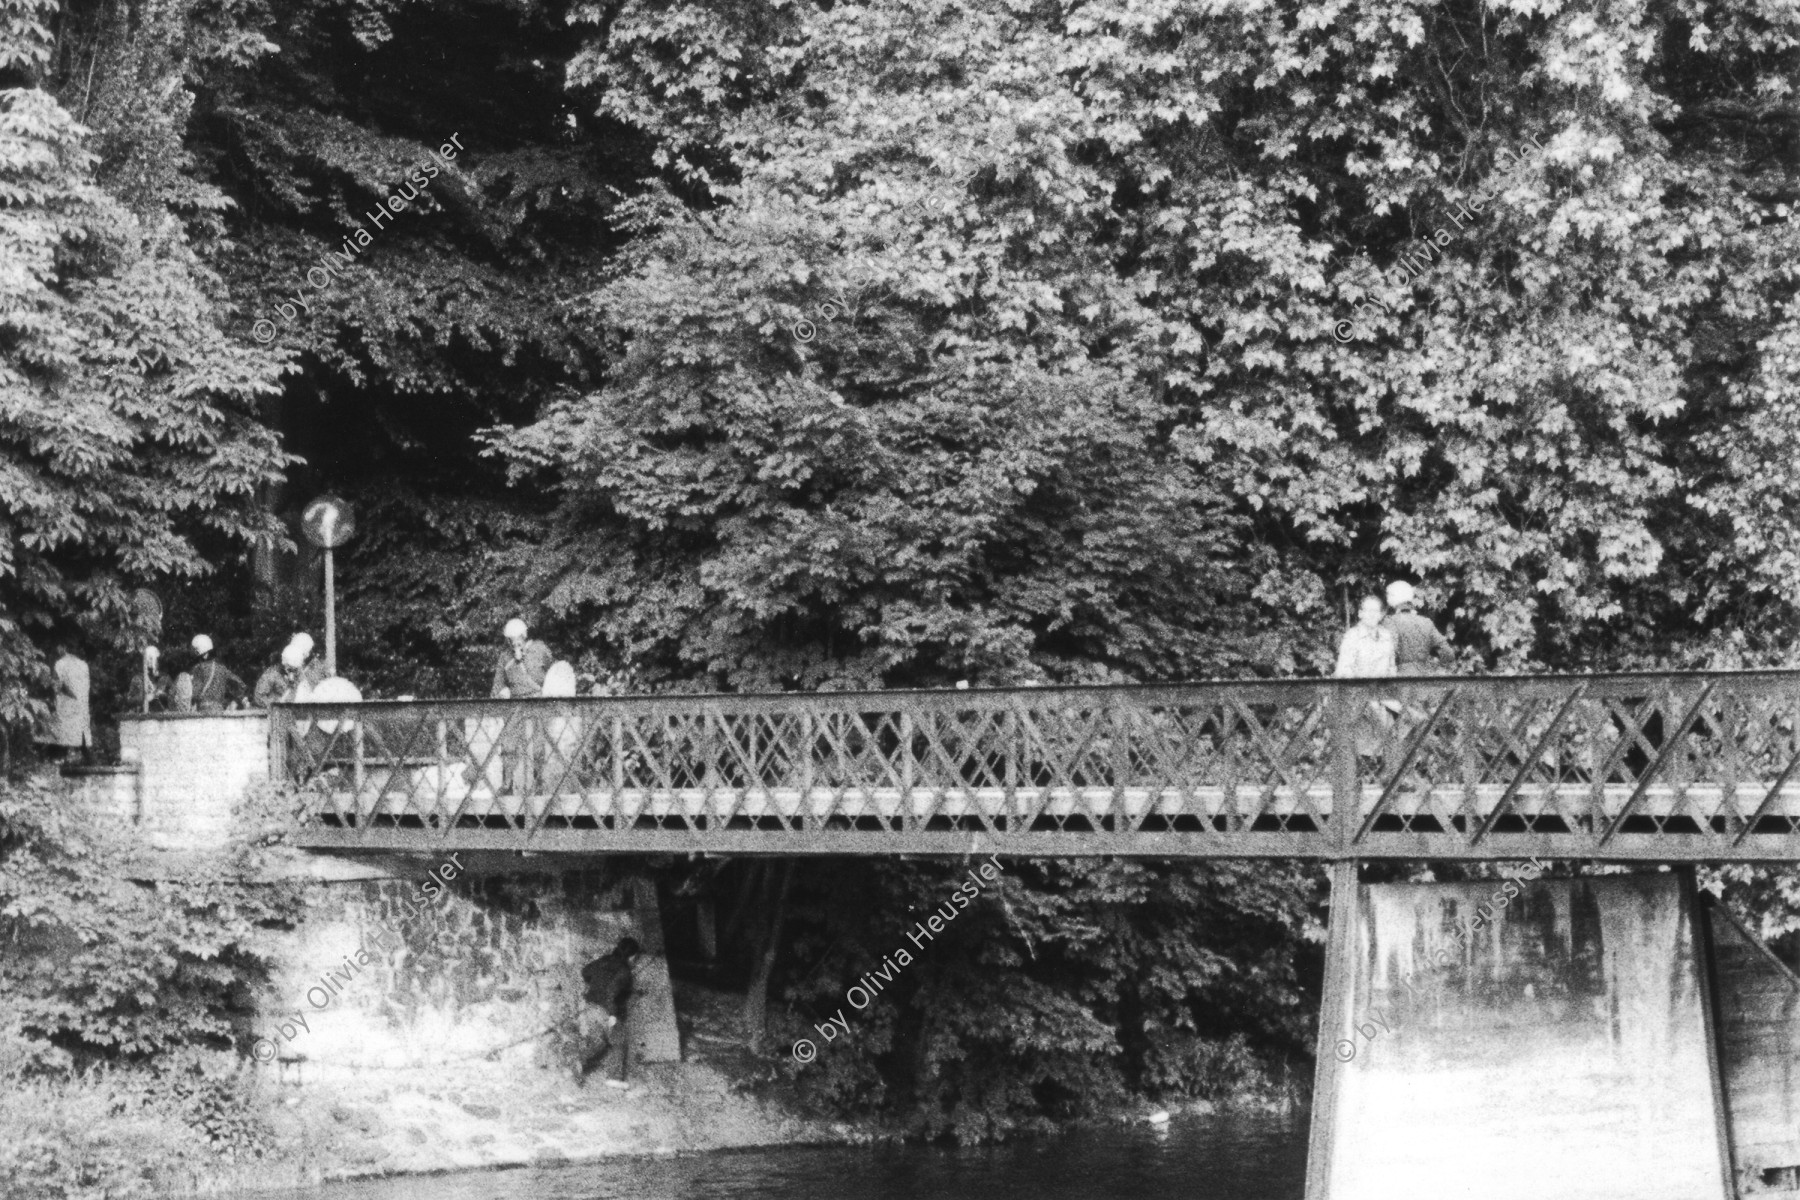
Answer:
[276,670,1800,860]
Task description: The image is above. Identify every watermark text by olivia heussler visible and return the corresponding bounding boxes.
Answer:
[1333,133,1545,344]
[1334,857,1545,1064]
[250,134,465,344]
[249,852,465,1063]
[790,854,1005,1065]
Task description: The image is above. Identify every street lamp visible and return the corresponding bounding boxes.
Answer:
[301,495,356,676]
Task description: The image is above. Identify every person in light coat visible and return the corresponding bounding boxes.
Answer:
[1335,596,1397,679]
[38,643,91,761]
[127,645,171,712]
[1334,596,1396,761]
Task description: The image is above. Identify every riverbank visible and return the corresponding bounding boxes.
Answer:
[256,1055,850,1184]
[1,1057,846,1198]
[240,1107,1315,1200]
[0,979,860,1199]
[2,973,1294,1198]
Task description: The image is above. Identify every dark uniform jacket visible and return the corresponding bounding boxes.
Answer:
[191,660,248,711]
[580,950,635,1017]
[492,640,554,698]
[1384,611,1452,675]
[253,664,292,709]
[254,660,329,707]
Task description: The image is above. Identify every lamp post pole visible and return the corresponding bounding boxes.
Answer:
[324,545,336,677]
[301,496,355,678]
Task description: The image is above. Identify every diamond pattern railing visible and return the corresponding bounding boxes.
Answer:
[273,671,1800,860]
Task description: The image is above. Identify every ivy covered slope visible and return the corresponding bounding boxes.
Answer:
[488,0,1798,687]
[189,0,633,693]
[0,775,305,1196]
[0,0,288,727]
[0,779,300,1065]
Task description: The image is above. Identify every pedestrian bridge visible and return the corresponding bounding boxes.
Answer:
[274,669,1800,861]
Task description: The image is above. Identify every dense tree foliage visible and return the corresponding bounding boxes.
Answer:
[490,0,1797,679]
[0,0,289,732]
[182,0,629,685]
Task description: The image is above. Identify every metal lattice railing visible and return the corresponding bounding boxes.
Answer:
[273,671,1800,860]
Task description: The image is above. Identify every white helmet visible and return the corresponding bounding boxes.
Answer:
[191,634,213,655]
[1386,581,1416,608]
[281,640,308,669]
[503,618,528,640]
[143,645,160,665]
[291,632,315,656]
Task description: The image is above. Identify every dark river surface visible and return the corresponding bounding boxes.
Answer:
[254,1112,1307,1200]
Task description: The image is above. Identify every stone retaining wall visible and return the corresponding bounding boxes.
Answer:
[118,712,269,850]
[252,865,682,1079]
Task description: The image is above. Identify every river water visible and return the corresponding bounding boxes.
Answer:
[259,1112,1307,1200]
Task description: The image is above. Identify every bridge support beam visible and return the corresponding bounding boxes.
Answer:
[1304,860,1359,1200]
[627,875,682,1064]
[1305,869,1734,1200]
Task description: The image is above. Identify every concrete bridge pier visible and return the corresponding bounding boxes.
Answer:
[1304,866,1791,1200]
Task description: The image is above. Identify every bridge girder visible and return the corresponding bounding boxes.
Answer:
[274,670,1800,862]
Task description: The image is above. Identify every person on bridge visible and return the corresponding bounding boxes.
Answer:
[1382,581,1453,675]
[1335,595,1397,761]
[492,618,554,699]
[577,936,641,1089]
[255,634,329,707]
[1334,596,1396,678]
[189,634,248,711]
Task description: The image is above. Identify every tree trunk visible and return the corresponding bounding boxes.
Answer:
[720,861,765,949]
[743,859,795,1048]
[696,894,718,962]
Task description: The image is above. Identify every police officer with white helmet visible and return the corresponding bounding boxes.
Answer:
[491,618,553,699]
[1382,582,1453,676]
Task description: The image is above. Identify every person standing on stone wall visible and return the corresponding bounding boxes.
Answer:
[189,634,248,711]
[170,653,195,713]
[37,641,91,762]
[127,645,172,712]
[577,936,641,1089]
[1383,581,1454,675]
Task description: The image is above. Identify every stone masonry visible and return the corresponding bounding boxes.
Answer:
[118,712,270,850]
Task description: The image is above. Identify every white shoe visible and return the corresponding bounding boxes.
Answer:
[603,1078,630,1090]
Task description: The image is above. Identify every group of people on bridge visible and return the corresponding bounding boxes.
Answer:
[118,617,583,715]
[1334,581,1455,679]
[1332,581,1457,759]
[127,632,332,713]
[44,586,1449,763]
